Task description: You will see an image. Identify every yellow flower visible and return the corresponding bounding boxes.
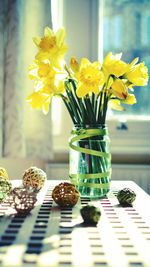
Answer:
[70,56,79,73]
[76,58,104,97]
[109,99,124,111]
[54,80,65,94]
[38,63,52,77]
[111,79,128,99]
[28,61,56,81]
[109,92,136,112]
[40,79,65,96]
[28,60,66,93]
[33,27,68,68]
[103,52,129,78]
[125,62,149,86]
[26,91,51,114]
[26,75,65,114]
[122,94,136,105]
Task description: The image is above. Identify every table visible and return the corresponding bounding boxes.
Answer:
[0,180,150,267]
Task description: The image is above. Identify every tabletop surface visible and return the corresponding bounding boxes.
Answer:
[0,180,150,267]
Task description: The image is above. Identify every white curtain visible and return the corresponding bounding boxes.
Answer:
[0,0,53,161]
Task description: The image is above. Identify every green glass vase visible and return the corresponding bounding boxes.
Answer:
[69,124,111,198]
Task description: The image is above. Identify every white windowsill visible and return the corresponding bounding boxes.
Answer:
[52,117,150,164]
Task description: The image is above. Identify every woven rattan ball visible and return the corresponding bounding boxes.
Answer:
[0,177,12,203]
[12,186,37,215]
[52,182,80,207]
[80,205,101,225]
[0,167,9,180]
[22,166,47,192]
[117,188,136,206]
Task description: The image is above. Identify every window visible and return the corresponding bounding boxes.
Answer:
[141,11,150,46]
[51,0,150,162]
[103,18,109,49]
[103,0,150,115]
[111,15,123,49]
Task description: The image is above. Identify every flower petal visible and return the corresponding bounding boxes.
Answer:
[125,62,149,86]
[122,94,136,105]
[56,27,66,47]
[109,99,124,111]
[33,36,41,46]
[76,83,88,98]
[44,27,53,37]
[111,79,128,99]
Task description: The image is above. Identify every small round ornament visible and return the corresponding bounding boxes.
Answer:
[117,187,136,206]
[11,186,37,215]
[0,177,12,203]
[52,182,80,207]
[22,166,47,192]
[80,205,101,225]
[0,167,9,180]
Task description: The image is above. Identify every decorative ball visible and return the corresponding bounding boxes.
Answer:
[22,166,47,192]
[80,205,101,225]
[0,177,12,203]
[0,167,9,180]
[117,188,136,206]
[52,182,80,207]
[11,186,37,215]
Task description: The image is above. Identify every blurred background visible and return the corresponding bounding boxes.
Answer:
[0,0,150,193]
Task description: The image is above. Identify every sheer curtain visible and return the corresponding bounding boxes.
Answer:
[0,0,53,161]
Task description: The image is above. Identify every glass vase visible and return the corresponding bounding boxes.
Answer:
[69,124,111,198]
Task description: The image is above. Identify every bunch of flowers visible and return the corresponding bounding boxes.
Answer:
[26,27,149,197]
[27,27,149,126]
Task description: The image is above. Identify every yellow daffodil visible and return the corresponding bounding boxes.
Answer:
[33,27,67,68]
[122,93,136,105]
[38,63,53,77]
[106,76,114,90]
[26,91,51,114]
[109,92,136,112]
[111,79,128,99]
[75,58,104,97]
[28,61,56,81]
[109,99,124,111]
[103,52,129,78]
[70,56,79,73]
[26,76,65,114]
[125,62,149,86]
[54,80,65,94]
[41,79,65,95]
[28,60,66,95]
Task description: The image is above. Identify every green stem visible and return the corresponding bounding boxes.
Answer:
[97,91,104,123]
[102,93,108,124]
[84,96,97,124]
[67,80,83,118]
[69,79,89,125]
[61,94,77,124]
[65,81,82,123]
